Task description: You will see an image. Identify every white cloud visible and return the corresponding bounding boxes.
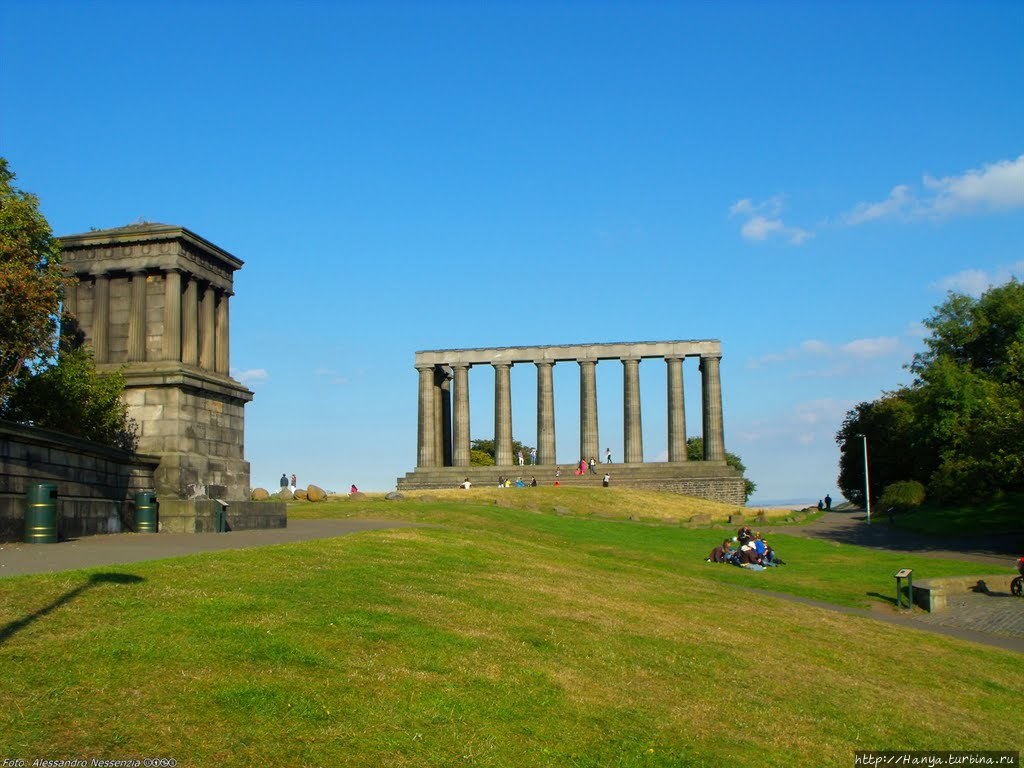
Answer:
[840,154,1024,225]
[729,196,811,246]
[926,155,1024,215]
[930,261,1024,297]
[750,336,902,370]
[841,337,901,358]
[732,398,853,445]
[841,184,915,225]
[232,368,269,385]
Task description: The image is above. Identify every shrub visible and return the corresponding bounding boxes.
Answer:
[879,480,926,510]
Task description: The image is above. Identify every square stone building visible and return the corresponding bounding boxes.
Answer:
[60,223,254,502]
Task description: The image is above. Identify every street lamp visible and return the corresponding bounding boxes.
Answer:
[854,433,871,525]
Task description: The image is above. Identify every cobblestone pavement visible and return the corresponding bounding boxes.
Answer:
[910,586,1024,639]
[761,510,1023,647]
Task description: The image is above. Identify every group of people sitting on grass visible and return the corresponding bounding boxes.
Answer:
[706,526,785,570]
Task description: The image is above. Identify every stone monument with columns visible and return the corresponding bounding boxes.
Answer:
[397,340,746,504]
[59,223,284,531]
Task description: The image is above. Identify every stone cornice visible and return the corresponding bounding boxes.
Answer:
[415,339,722,366]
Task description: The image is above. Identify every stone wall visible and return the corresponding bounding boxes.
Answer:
[0,420,160,541]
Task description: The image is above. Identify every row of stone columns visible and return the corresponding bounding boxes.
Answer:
[66,270,231,374]
[416,355,725,467]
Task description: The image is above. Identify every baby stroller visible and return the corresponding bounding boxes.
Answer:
[1012,557,1024,597]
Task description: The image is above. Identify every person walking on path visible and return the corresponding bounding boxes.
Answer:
[824,494,832,511]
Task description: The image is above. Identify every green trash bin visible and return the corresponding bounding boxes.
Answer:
[25,483,58,544]
[135,491,158,533]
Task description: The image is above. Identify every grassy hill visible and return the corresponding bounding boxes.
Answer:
[1,493,1020,766]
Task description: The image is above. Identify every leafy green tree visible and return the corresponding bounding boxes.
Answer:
[0,157,65,402]
[685,437,757,502]
[2,339,138,452]
[837,281,1024,505]
[470,438,536,465]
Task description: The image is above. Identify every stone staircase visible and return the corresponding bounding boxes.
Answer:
[396,461,746,504]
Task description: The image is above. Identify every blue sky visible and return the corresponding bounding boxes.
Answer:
[3,1,1022,503]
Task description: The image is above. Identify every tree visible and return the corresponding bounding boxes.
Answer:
[836,281,1024,505]
[470,438,536,465]
[685,437,757,502]
[1,338,138,452]
[0,157,65,402]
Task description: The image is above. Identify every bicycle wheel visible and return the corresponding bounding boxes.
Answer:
[1012,577,1024,597]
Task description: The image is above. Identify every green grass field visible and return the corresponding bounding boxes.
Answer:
[1,493,1021,767]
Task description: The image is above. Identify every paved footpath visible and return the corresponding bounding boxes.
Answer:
[761,509,1024,651]
[0,519,416,578]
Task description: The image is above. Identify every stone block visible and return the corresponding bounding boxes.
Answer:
[306,485,326,502]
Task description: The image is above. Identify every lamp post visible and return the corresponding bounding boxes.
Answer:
[855,433,871,525]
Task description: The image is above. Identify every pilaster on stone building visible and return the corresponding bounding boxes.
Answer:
[59,223,255,503]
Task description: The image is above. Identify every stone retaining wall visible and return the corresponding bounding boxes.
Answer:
[0,419,160,541]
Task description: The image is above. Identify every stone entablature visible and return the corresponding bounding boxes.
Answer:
[416,339,721,366]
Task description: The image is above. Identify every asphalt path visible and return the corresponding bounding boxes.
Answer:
[0,519,417,578]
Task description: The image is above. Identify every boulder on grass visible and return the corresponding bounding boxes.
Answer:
[728,513,745,525]
[385,491,404,501]
[277,488,294,500]
[349,491,365,500]
[689,513,712,525]
[306,484,327,502]
[250,487,270,501]
[293,488,308,501]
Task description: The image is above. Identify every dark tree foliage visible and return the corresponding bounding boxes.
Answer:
[1,329,138,452]
[470,438,536,466]
[837,281,1024,505]
[0,157,65,401]
[686,437,757,502]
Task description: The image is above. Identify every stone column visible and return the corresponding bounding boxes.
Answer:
[493,362,513,465]
[667,357,687,462]
[435,367,452,467]
[63,275,79,318]
[163,269,182,362]
[199,282,216,371]
[622,358,643,463]
[182,276,199,366]
[700,354,725,461]
[416,365,437,467]
[127,270,148,362]
[92,273,109,363]
[536,361,556,465]
[579,360,599,463]
[215,290,230,374]
[452,364,471,467]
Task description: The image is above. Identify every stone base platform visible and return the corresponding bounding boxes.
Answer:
[397,461,746,505]
[157,499,287,534]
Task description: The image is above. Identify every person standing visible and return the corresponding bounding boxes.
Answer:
[824,494,832,511]
[602,473,610,487]
[530,447,537,465]
[605,447,612,464]
[279,473,288,488]
[518,449,524,466]
[589,457,597,474]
